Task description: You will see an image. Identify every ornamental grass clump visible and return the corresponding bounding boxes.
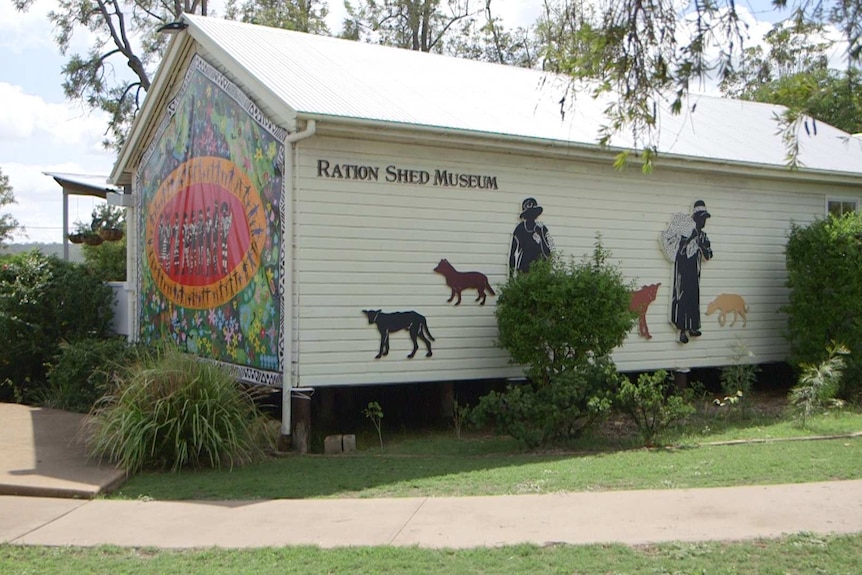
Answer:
[83,347,269,474]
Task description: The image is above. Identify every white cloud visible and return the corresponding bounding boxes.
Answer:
[0,0,100,55]
[0,83,112,153]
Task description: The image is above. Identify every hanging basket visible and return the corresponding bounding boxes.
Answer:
[67,233,84,244]
[99,228,124,242]
[82,234,104,246]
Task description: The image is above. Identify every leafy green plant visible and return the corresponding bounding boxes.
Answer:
[363,401,384,450]
[617,369,696,447]
[0,251,114,403]
[495,239,636,386]
[785,214,862,400]
[719,339,759,417]
[451,397,470,440]
[477,239,635,447]
[42,337,141,413]
[472,359,621,448]
[83,346,269,473]
[790,343,848,428]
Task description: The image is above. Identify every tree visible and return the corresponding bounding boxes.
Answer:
[0,168,22,246]
[225,0,330,33]
[12,0,209,150]
[342,0,480,53]
[537,0,862,169]
[721,19,862,150]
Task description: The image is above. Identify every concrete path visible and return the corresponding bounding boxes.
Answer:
[2,480,862,548]
[0,403,125,498]
[2,402,861,549]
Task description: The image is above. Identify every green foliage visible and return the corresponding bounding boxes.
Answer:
[495,240,636,387]
[83,234,127,281]
[84,347,269,474]
[471,359,621,448]
[784,214,862,400]
[719,339,760,417]
[0,168,21,246]
[0,251,114,402]
[42,338,140,413]
[479,240,635,447]
[363,401,384,450]
[451,397,470,440]
[790,343,848,428]
[617,370,695,447]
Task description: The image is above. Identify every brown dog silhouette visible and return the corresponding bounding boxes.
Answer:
[629,283,661,339]
[433,259,495,305]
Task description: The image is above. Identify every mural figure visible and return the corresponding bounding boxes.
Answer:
[433,259,496,305]
[629,283,661,339]
[362,309,435,359]
[661,200,714,344]
[706,293,749,327]
[509,197,554,273]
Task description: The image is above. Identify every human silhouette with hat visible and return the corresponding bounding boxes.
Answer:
[509,197,554,273]
[662,200,714,344]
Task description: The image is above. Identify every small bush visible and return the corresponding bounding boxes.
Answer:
[617,369,695,446]
[477,239,635,447]
[83,347,269,474]
[495,240,636,386]
[471,359,621,448]
[42,338,141,413]
[789,343,848,428]
[0,251,114,402]
[719,340,759,417]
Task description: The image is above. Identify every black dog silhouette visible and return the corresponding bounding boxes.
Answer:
[362,309,435,359]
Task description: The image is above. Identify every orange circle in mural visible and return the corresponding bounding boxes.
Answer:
[145,157,267,309]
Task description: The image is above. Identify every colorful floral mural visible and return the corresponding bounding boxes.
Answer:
[135,55,286,385]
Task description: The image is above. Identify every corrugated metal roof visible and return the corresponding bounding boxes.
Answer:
[182,14,862,175]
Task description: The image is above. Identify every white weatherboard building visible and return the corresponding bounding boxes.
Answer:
[111,15,862,431]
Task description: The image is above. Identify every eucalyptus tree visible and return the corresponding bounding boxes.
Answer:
[11,0,208,150]
[225,0,330,33]
[341,0,480,53]
[0,168,22,246]
[536,0,862,170]
[721,19,861,144]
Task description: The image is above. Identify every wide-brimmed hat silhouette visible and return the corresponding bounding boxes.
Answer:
[693,199,711,219]
[520,197,543,220]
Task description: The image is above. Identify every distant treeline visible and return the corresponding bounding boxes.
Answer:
[0,242,85,263]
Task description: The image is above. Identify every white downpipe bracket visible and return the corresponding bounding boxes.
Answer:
[286,119,317,143]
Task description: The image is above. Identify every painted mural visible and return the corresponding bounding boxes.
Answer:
[629,283,661,339]
[135,55,287,385]
[661,200,714,344]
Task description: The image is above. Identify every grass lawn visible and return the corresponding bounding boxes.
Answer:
[114,409,862,501]
[2,532,861,574]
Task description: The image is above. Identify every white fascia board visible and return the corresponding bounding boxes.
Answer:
[304,113,862,187]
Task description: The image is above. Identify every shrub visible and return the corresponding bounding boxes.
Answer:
[42,338,141,413]
[474,240,635,447]
[82,234,127,281]
[495,240,636,385]
[617,369,695,446]
[83,347,269,473]
[718,339,759,417]
[784,214,862,400]
[0,251,114,402]
[789,343,848,428]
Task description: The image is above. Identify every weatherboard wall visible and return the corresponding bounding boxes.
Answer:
[289,134,832,388]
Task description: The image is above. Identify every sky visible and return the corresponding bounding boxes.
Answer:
[0,1,796,244]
